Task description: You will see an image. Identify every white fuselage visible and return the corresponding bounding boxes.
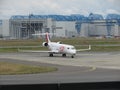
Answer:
[48,42,76,55]
[21,32,91,58]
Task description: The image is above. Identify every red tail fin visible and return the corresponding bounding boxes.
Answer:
[45,32,50,43]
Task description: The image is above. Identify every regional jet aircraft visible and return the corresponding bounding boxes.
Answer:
[19,32,91,58]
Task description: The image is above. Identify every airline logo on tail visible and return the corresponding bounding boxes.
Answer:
[45,32,51,43]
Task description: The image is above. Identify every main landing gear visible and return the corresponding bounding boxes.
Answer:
[49,53,53,57]
[62,54,66,57]
[49,53,75,58]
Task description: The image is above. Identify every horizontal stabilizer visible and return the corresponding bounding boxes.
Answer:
[32,33,56,36]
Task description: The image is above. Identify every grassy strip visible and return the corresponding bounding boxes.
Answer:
[0,39,43,46]
[90,46,120,52]
[0,47,48,52]
[0,45,120,52]
[0,62,57,75]
[53,38,120,45]
[0,38,120,52]
[0,38,120,46]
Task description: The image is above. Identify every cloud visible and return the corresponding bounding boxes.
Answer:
[106,0,120,8]
[106,9,120,14]
[0,0,120,19]
[107,0,120,3]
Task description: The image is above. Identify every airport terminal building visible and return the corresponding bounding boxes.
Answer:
[0,13,120,39]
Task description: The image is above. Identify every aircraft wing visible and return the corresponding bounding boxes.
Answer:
[18,49,58,53]
[76,45,91,52]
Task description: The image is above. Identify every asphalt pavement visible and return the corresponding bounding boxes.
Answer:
[0,52,120,85]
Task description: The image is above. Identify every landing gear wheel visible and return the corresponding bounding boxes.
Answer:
[49,53,53,57]
[62,54,66,57]
[71,55,74,58]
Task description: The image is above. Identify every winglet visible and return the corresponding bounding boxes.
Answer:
[76,45,91,52]
[89,45,91,50]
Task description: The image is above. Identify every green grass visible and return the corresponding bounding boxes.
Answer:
[0,48,18,52]
[0,38,120,46]
[90,46,120,52]
[0,39,43,46]
[55,37,120,45]
[0,38,120,52]
[0,62,57,75]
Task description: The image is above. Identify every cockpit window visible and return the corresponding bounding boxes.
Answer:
[71,47,75,49]
[67,47,75,49]
[71,47,75,50]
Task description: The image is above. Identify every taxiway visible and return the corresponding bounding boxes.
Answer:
[0,52,120,85]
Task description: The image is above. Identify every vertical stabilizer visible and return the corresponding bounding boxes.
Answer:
[45,32,51,43]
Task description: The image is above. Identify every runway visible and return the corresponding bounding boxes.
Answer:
[0,52,120,85]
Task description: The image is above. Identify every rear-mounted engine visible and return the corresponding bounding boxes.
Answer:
[42,42,48,47]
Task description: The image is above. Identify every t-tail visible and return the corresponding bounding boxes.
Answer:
[45,32,51,43]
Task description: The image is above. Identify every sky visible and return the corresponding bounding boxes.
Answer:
[0,0,120,19]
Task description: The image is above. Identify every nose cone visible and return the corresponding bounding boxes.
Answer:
[73,49,76,54]
[69,49,76,54]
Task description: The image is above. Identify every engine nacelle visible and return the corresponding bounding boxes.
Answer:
[42,42,48,47]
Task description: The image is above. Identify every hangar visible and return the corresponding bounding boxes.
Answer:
[9,16,56,39]
[0,13,120,39]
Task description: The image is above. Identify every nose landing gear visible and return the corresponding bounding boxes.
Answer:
[71,55,74,58]
[71,54,75,58]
